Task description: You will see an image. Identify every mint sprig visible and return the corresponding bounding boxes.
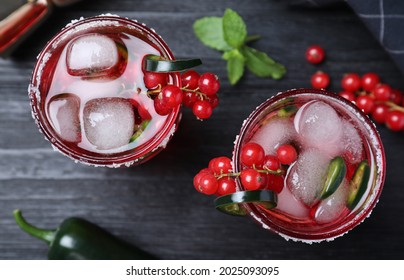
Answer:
[193,8,286,85]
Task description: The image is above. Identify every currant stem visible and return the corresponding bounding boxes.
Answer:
[216,172,241,180]
[384,101,404,112]
[260,167,283,175]
[146,84,162,97]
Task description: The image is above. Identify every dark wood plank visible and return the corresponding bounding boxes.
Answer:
[0,0,403,260]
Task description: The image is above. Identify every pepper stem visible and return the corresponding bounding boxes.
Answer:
[13,209,56,245]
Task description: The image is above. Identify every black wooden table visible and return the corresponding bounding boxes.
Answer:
[0,0,403,260]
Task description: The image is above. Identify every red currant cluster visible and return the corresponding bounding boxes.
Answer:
[143,70,220,119]
[338,73,404,132]
[193,156,235,196]
[193,142,298,196]
[306,45,404,132]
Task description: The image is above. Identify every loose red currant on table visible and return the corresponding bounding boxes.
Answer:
[356,95,375,114]
[371,104,390,124]
[181,70,200,90]
[240,169,267,191]
[193,100,213,119]
[276,144,297,165]
[386,110,404,131]
[143,71,168,89]
[373,83,392,101]
[216,177,237,196]
[198,73,220,96]
[240,142,265,167]
[341,73,361,92]
[338,91,356,102]
[305,45,325,64]
[361,73,380,92]
[311,71,330,89]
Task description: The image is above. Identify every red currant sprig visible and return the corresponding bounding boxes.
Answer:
[182,71,220,120]
[311,71,330,90]
[193,143,297,196]
[143,70,220,120]
[335,72,404,132]
[303,45,404,132]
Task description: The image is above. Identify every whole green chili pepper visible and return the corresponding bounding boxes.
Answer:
[14,209,156,260]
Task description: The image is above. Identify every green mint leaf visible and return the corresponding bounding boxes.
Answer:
[223,50,245,85]
[193,17,232,51]
[223,8,247,48]
[242,46,286,79]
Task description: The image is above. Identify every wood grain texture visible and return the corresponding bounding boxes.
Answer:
[0,0,403,260]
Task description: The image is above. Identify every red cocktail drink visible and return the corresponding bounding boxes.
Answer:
[29,15,181,167]
[233,89,385,242]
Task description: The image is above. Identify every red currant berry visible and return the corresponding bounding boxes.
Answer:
[161,85,183,108]
[262,155,280,171]
[143,71,168,89]
[193,168,212,192]
[197,173,219,195]
[371,104,390,124]
[181,70,200,90]
[361,73,380,92]
[311,71,330,89]
[305,45,325,64]
[386,110,404,131]
[240,169,267,191]
[198,73,220,96]
[207,94,219,109]
[216,177,237,196]
[154,95,172,116]
[390,89,403,105]
[193,100,213,119]
[341,73,361,92]
[240,142,265,168]
[373,83,392,101]
[183,91,198,108]
[276,144,297,165]
[338,91,356,102]
[208,156,232,175]
[266,174,285,193]
[356,95,375,114]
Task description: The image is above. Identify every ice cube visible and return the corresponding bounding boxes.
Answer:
[286,149,330,206]
[251,118,297,155]
[341,120,363,163]
[294,101,343,157]
[276,184,310,218]
[83,98,135,150]
[48,93,81,143]
[313,179,349,224]
[66,34,123,77]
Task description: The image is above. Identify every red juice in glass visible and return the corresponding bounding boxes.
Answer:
[232,89,385,242]
[29,15,181,167]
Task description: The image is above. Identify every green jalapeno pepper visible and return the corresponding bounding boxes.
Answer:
[14,209,156,260]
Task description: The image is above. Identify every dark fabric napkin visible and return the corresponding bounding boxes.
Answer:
[287,0,404,75]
